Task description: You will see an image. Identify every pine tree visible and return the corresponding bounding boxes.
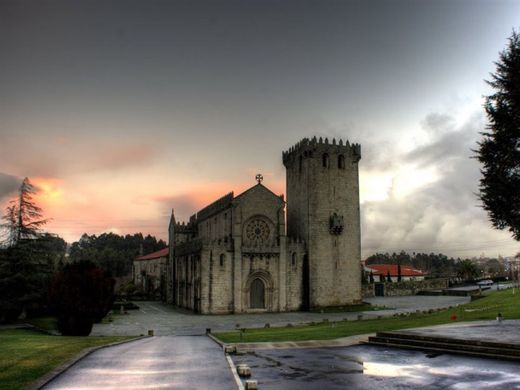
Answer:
[477,31,520,240]
[1,178,49,246]
[0,178,54,321]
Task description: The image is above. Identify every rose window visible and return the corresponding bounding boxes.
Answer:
[245,219,270,245]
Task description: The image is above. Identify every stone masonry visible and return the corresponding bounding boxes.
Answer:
[166,137,362,313]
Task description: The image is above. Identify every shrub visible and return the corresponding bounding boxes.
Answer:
[49,261,115,335]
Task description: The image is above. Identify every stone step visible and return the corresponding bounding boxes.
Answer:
[367,339,520,361]
[368,336,520,358]
[375,331,520,351]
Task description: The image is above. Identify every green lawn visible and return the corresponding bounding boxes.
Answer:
[214,289,520,343]
[0,328,133,390]
[24,317,58,332]
[310,303,389,313]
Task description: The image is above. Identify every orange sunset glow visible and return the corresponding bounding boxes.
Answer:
[1,0,518,258]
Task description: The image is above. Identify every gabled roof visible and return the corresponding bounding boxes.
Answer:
[365,264,425,277]
[196,192,234,222]
[233,183,284,203]
[136,247,169,261]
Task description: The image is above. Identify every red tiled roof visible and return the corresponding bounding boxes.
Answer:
[136,247,169,261]
[366,264,425,276]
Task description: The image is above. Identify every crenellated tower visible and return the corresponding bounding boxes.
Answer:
[283,136,362,309]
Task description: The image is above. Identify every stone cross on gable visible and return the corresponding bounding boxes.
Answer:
[255,174,263,184]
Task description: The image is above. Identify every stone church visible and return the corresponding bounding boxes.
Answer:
[165,137,362,314]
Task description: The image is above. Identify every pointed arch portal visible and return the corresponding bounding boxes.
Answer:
[250,278,265,309]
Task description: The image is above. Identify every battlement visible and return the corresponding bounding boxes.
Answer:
[174,220,196,233]
[282,136,361,166]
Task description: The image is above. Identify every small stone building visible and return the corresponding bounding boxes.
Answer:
[133,247,168,298]
[166,136,363,313]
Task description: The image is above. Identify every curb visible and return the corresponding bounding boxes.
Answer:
[27,335,149,390]
[209,332,375,352]
[225,354,245,390]
[206,333,244,390]
[207,332,226,347]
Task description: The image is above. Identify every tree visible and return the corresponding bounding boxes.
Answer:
[386,270,392,282]
[0,179,60,322]
[69,232,166,277]
[49,261,115,336]
[397,263,402,282]
[477,31,520,240]
[1,177,49,246]
[0,236,65,321]
[456,259,479,281]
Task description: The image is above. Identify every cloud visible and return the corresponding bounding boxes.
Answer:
[0,172,20,203]
[360,110,517,258]
[0,132,164,177]
[153,193,203,222]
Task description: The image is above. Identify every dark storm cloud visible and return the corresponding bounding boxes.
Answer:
[0,172,20,202]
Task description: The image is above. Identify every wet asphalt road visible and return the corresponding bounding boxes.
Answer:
[42,336,236,390]
[232,344,520,389]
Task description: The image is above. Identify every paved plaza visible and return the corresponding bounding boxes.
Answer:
[92,295,470,336]
[48,299,520,390]
[231,343,520,389]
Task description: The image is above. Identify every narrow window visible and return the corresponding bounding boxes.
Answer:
[338,154,345,169]
[322,153,329,168]
[299,155,303,173]
[292,252,296,266]
[220,253,225,267]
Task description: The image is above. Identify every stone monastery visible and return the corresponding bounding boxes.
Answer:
[165,137,362,314]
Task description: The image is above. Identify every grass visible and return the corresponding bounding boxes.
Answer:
[24,317,58,332]
[214,289,520,344]
[311,303,389,313]
[0,328,134,390]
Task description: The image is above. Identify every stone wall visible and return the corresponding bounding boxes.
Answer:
[362,278,449,298]
[283,137,362,307]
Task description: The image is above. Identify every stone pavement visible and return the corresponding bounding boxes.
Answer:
[92,295,470,336]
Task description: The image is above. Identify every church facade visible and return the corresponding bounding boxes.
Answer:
[165,137,362,313]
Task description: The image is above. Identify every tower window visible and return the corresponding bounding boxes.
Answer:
[292,252,296,266]
[322,153,329,168]
[338,154,345,169]
[220,253,225,266]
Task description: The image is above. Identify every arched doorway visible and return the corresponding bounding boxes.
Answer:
[250,278,265,309]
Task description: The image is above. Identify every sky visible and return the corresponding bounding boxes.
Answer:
[0,0,519,258]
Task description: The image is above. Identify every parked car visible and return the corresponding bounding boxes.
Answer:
[477,279,494,286]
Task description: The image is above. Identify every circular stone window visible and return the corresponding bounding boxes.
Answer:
[245,218,270,245]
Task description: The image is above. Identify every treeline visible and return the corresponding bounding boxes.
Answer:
[365,251,511,280]
[69,233,167,277]
[365,251,458,278]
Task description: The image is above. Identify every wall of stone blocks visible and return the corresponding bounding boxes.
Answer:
[284,138,362,308]
[285,240,305,310]
[363,278,450,298]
